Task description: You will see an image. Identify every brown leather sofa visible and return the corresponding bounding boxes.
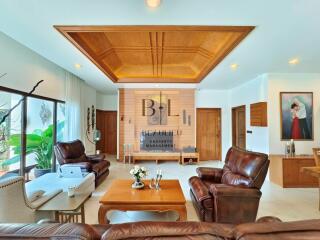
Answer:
[189,147,269,224]
[54,140,110,187]
[1,218,320,239]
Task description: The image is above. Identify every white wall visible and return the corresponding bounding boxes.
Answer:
[0,31,98,153]
[96,92,118,111]
[196,89,231,159]
[0,31,65,101]
[230,74,269,154]
[268,73,320,154]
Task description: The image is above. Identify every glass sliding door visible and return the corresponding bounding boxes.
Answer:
[26,97,54,179]
[0,91,22,176]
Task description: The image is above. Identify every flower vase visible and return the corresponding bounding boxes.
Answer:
[132,177,144,189]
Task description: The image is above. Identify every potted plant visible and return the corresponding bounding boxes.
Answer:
[1,124,56,178]
[129,165,147,189]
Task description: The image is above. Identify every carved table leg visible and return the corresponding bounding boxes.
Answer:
[175,205,187,221]
[98,205,111,224]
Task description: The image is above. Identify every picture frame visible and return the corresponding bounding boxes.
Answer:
[280,92,313,141]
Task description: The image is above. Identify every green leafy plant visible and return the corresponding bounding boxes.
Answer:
[0,121,64,170]
[8,125,53,169]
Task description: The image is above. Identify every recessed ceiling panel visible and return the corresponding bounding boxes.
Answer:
[55,25,254,83]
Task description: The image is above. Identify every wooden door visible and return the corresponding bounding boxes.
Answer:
[196,108,221,161]
[96,110,117,154]
[232,105,246,149]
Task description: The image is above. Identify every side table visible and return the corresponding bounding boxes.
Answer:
[38,192,91,223]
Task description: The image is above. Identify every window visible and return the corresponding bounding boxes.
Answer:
[26,97,54,179]
[0,86,65,179]
[0,91,22,176]
[57,102,66,142]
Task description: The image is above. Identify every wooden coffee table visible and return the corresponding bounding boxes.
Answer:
[98,179,187,224]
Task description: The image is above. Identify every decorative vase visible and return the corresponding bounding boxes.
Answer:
[132,177,144,189]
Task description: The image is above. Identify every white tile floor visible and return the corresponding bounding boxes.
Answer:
[85,155,320,224]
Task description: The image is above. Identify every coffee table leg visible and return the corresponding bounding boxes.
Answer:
[175,205,187,221]
[98,205,111,224]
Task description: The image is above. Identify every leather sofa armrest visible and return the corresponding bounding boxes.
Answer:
[209,184,261,198]
[256,216,282,223]
[61,162,92,172]
[189,176,211,202]
[87,154,105,162]
[196,167,223,182]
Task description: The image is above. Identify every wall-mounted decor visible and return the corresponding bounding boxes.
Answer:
[280,92,313,140]
[119,89,195,160]
[39,102,52,126]
[182,110,186,124]
[142,92,168,125]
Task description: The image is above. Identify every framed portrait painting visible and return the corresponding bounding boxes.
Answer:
[280,92,313,141]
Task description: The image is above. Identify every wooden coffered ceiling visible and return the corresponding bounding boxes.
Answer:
[55,25,254,83]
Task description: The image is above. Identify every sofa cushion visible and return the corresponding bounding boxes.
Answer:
[0,223,102,240]
[56,140,86,159]
[102,221,234,240]
[234,219,320,240]
[92,161,110,177]
[222,148,268,188]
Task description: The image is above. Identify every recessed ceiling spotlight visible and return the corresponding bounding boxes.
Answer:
[74,63,82,69]
[288,58,299,65]
[230,63,239,70]
[145,0,161,8]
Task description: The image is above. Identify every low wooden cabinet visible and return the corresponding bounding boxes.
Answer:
[269,155,318,188]
[180,152,199,165]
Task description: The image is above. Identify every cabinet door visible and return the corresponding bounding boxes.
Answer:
[283,159,299,187]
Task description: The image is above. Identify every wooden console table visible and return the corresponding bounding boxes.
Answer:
[269,155,318,188]
[132,152,181,164]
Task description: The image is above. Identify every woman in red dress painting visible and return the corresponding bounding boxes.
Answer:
[291,103,301,139]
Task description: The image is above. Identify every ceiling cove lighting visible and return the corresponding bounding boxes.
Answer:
[288,58,299,65]
[74,63,82,69]
[145,0,161,8]
[230,63,239,70]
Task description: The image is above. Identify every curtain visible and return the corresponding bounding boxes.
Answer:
[64,72,97,154]
[64,72,84,141]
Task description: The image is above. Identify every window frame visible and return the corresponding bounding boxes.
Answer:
[0,86,65,176]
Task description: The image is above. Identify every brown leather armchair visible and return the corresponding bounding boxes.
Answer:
[54,140,110,187]
[189,147,269,224]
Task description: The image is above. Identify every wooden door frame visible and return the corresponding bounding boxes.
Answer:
[231,105,246,148]
[96,110,118,154]
[196,108,222,161]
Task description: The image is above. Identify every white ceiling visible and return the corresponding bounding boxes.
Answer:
[0,0,319,94]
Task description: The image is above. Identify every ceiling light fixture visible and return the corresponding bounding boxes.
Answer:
[288,58,299,65]
[145,0,161,8]
[74,63,82,69]
[230,63,239,70]
[155,84,160,87]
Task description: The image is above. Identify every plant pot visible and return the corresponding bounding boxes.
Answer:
[34,168,51,178]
